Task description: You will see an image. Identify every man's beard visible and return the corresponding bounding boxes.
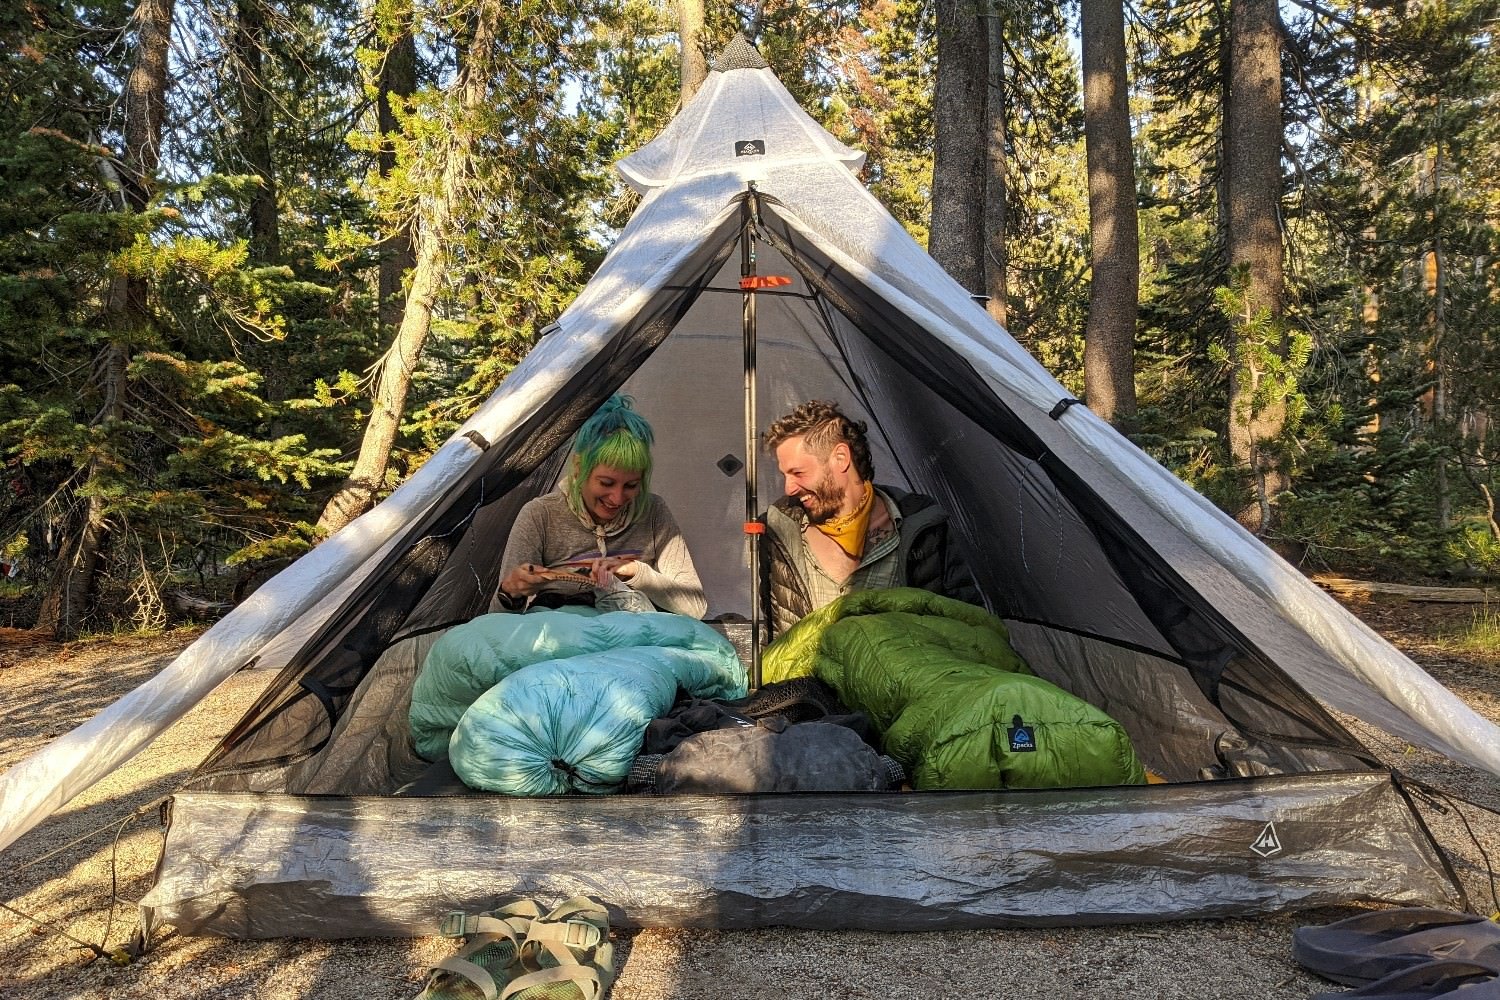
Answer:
[797,477,846,525]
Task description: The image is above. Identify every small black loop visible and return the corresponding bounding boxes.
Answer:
[1049,397,1082,420]
[463,430,490,450]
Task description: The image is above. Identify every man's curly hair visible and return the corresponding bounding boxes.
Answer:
[763,400,874,481]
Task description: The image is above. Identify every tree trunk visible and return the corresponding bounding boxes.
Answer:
[1357,56,1381,438]
[1422,144,1451,531]
[983,12,1008,326]
[930,0,988,294]
[678,0,707,104]
[1080,0,1138,426]
[377,24,417,334]
[234,0,279,263]
[1425,246,1451,529]
[1224,0,1287,534]
[35,0,174,637]
[318,2,499,535]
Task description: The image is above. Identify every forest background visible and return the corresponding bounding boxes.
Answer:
[1,0,1497,640]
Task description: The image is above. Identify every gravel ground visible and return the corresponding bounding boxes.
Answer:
[1,598,1497,1000]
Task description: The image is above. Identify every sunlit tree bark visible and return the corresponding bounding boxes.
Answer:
[318,1,501,534]
[1224,0,1288,533]
[930,0,987,293]
[678,0,707,103]
[1081,0,1138,426]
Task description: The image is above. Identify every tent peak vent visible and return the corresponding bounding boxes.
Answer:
[712,33,769,72]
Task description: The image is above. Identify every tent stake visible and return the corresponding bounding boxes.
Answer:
[741,187,762,689]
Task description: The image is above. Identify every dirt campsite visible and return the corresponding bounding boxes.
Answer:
[1,582,1497,1000]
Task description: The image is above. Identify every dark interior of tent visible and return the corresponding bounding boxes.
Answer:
[185,193,1382,800]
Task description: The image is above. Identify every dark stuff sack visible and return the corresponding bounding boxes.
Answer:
[642,721,899,794]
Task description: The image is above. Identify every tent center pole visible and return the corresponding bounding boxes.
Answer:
[741,188,762,690]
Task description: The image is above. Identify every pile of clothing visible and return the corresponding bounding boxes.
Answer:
[1292,907,1500,999]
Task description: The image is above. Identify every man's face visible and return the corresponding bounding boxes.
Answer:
[775,436,845,524]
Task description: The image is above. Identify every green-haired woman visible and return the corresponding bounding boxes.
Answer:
[493,395,707,617]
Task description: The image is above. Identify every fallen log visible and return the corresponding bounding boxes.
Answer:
[167,589,233,621]
[1311,575,1497,604]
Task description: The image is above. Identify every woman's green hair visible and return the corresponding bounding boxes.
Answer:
[568,394,654,521]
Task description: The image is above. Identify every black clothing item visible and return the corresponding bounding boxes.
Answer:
[642,697,758,756]
[628,679,901,794]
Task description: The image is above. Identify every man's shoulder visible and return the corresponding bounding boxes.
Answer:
[763,497,805,548]
[878,485,941,519]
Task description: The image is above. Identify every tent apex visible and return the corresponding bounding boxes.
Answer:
[711,32,770,72]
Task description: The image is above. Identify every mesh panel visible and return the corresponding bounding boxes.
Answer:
[710,33,769,71]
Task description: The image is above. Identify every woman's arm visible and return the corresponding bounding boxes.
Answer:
[491,499,550,610]
[621,500,708,618]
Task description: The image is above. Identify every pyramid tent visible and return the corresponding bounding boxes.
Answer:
[3,35,1498,936]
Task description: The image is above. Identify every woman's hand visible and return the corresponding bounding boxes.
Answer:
[589,555,638,587]
[499,563,549,599]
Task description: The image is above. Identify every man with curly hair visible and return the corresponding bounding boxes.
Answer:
[759,400,980,637]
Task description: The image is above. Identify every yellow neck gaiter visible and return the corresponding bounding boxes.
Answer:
[813,480,874,560]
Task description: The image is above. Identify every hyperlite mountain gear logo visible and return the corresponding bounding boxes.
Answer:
[735,139,766,157]
[1250,821,1283,857]
[1007,715,1036,753]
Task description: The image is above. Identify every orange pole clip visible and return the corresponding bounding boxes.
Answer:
[738,275,792,289]
[743,521,766,534]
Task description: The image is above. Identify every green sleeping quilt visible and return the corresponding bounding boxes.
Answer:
[762,587,1146,790]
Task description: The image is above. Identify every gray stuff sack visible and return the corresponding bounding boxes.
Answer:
[643,721,898,794]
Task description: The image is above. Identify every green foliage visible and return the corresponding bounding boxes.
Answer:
[1214,268,1313,445]
[0,0,361,630]
[1448,524,1500,577]
[1436,606,1500,659]
[6,0,1500,630]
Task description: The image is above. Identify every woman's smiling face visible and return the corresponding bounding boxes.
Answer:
[581,463,643,524]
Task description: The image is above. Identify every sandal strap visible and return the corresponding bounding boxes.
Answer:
[526,896,607,949]
[441,914,520,939]
[431,955,501,1000]
[499,963,603,1000]
[526,918,604,950]
[540,897,607,924]
[441,899,545,939]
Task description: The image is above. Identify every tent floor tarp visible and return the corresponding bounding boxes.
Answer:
[139,772,1461,939]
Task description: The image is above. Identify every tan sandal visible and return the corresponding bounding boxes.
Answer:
[502,896,615,1000]
[413,898,545,1000]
